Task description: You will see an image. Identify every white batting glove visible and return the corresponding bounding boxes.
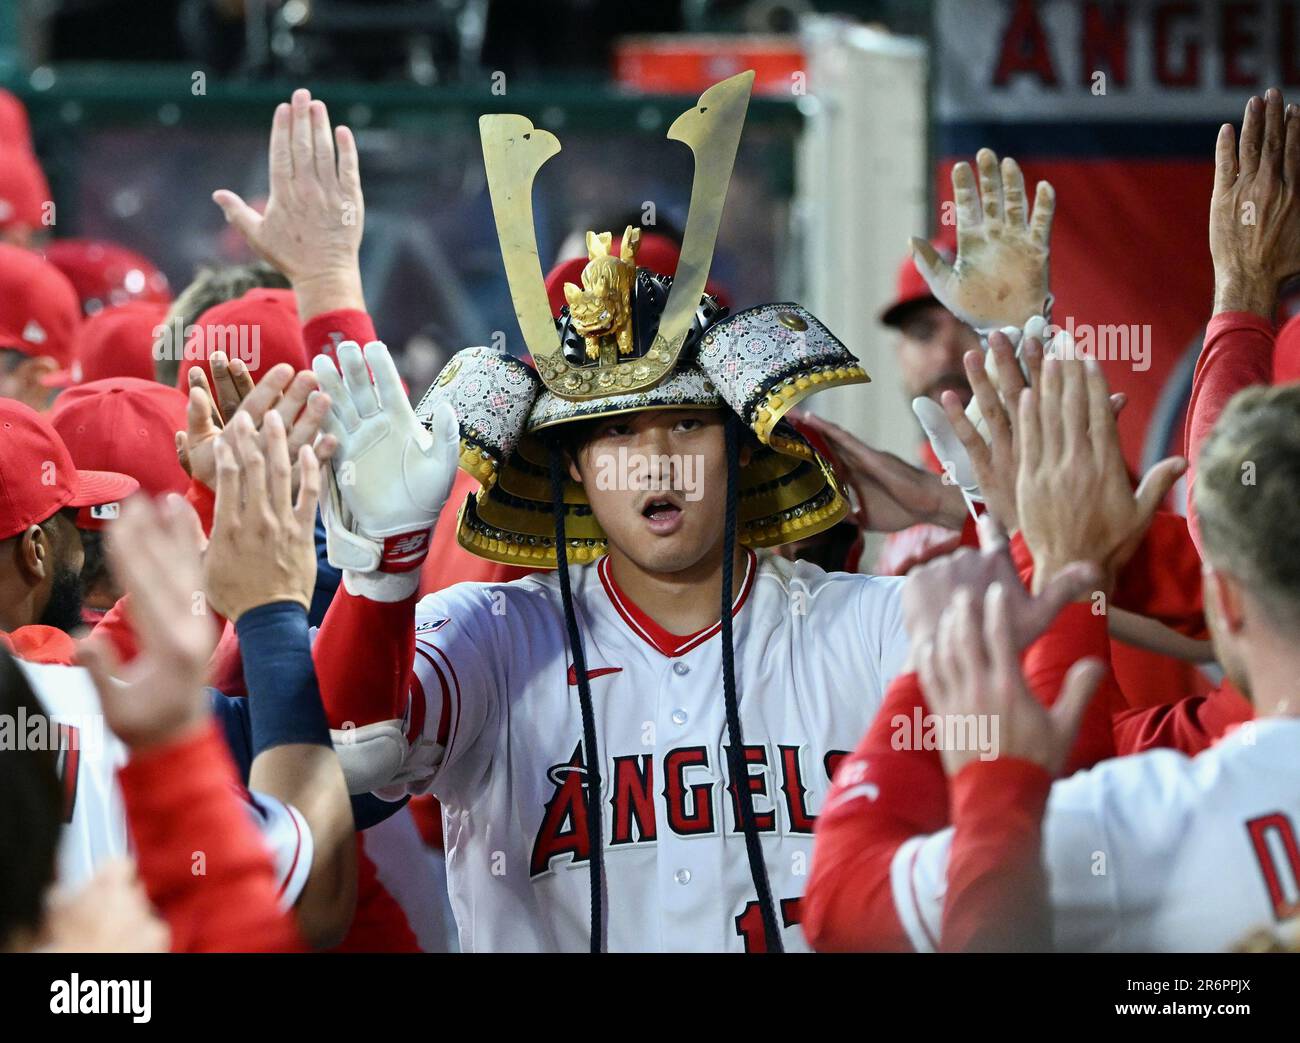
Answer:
[331,720,441,798]
[911,314,1051,506]
[913,396,981,503]
[312,341,460,589]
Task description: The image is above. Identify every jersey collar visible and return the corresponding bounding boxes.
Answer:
[597,549,757,659]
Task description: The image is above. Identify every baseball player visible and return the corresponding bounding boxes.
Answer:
[210,82,1078,952]
[224,77,912,953]
[888,381,1300,952]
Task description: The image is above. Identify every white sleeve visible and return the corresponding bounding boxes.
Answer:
[890,749,1201,953]
[402,585,506,801]
[244,790,314,911]
[1038,749,1199,952]
[891,830,952,953]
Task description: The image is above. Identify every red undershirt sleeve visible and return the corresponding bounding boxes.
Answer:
[312,585,418,727]
[1109,511,1206,639]
[804,672,943,952]
[1111,679,1253,756]
[1185,312,1273,555]
[1021,601,1120,770]
[941,758,1053,952]
[302,309,378,362]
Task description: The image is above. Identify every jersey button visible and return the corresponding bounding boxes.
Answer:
[671,708,688,726]
[674,868,692,885]
[672,661,689,676]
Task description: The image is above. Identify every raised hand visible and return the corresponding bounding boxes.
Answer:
[204,410,322,621]
[78,495,215,752]
[1016,356,1185,595]
[902,513,1101,665]
[1210,88,1300,318]
[920,330,1036,527]
[175,354,337,494]
[312,341,460,576]
[911,149,1053,332]
[916,328,1129,531]
[213,88,365,319]
[917,583,1106,777]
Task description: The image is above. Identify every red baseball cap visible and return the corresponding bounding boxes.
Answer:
[0,90,49,239]
[48,378,187,530]
[175,287,307,390]
[43,238,172,315]
[0,148,50,235]
[0,243,81,368]
[0,398,138,540]
[0,89,35,152]
[544,231,731,318]
[44,300,169,389]
[879,235,955,328]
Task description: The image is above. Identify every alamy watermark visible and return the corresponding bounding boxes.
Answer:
[0,708,105,756]
[592,447,705,501]
[890,706,1000,761]
[1042,316,1151,372]
[151,317,262,370]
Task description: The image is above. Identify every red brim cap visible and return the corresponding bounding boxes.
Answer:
[67,468,139,510]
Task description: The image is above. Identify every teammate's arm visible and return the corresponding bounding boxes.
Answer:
[213,87,365,326]
[1108,511,1208,640]
[1111,681,1253,756]
[209,85,441,754]
[202,411,358,950]
[79,495,302,953]
[916,583,1105,952]
[1192,90,1300,550]
[803,669,949,951]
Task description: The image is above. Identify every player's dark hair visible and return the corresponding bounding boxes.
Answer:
[720,411,783,952]
[0,647,63,948]
[548,445,604,951]
[553,417,601,468]
[0,347,28,374]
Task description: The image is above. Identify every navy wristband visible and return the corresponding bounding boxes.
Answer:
[208,687,253,781]
[236,601,333,755]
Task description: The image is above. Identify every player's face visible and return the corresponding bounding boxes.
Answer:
[894,302,979,405]
[572,408,735,575]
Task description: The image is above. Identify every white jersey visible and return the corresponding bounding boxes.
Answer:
[893,716,1300,952]
[14,659,312,908]
[399,549,908,952]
